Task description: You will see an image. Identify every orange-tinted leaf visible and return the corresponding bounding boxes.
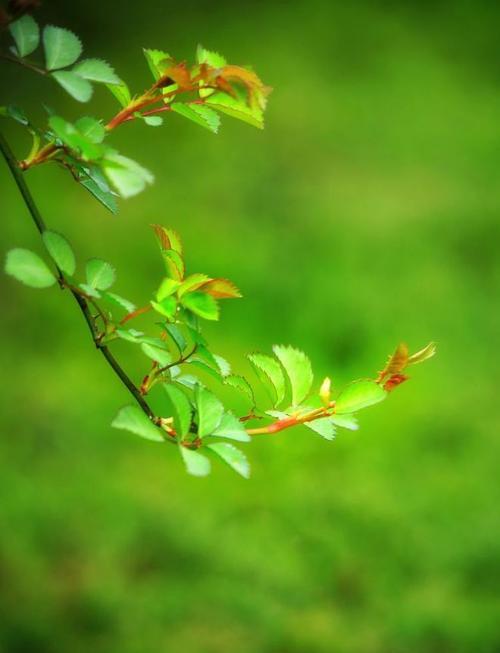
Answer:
[198,278,242,299]
[378,342,409,382]
[177,273,211,297]
[408,342,437,366]
[151,224,183,255]
[163,63,191,90]
[162,250,184,281]
[383,373,409,392]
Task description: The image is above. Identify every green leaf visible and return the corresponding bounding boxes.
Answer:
[273,345,313,407]
[102,292,136,313]
[329,414,359,431]
[164,324,186,354]
[195,386,224,437]
[182,291,219,321]
[156,277,181,301]
[224,375,255,405]
[207,442,250,479]
[42,230,75,276]
[5,248,56,288]
[213,354,231,377]
[9,15,40,57]
[43,25,82,70]
[248,352,286,406]
[143,48,171,80]
[0,104,29,126]
[51,71,93,102]
[73,58,121,84]
[75,116,105,143]
[211,412,251,442]
[179,446,211,477]
[171,103,221,134]
[187,360,223,383]
[85,258,115,290]
[151,297,177,319]
[111,405,164,442]
[196,45,227,68]
[335,380,387,414]
[103,153,154,198]
[205,92,264,129]
[106,80,131,107]
[143,116,163,126]
[78,283,101,298]
[115,328,144,343]
[79,175,118,212]
[304,418,336,441]
[408,342,437,366]
[141,341,172,367]
[163,384,192,437]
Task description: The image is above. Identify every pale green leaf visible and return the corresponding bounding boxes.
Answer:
[141,341,172,367]
[205,92,264,129]
[143,48,171,80]
[273,345,313,407]
[163,384,192,437]
[195,386,224,437]
[102,292,136,313]
[171,103,221,133]
[211,412,251,442]
[207,442,250,479]
[51,71,93,102]
[179,446,211,477]
[43,25,82,70]
[73,58,121,84]
[9,15,39,57]
[182,291,219,321]
[75,116,105,143]
[143,116,163,126]
[329,414,359,431]
[335,380,387,414]
[42,230,75,276]
[213,354,231,377]
[106,80,131,107]
[304,418,336,441]
[103,153,154,198]
[5,248,56,288]
[196,45,227,67]
[224,375,255,405]
[111,405,164,442]
[85,258,115,290]
[248,352,286,406]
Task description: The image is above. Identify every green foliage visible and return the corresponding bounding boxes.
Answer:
[5,248,56,288]
[273,345,313,407]
[206,442,250,478]
[335,380,387,414]
[73,58,121,84]
[111,405,164,442]
[179,446,211,477]
[85,258,115,290]
[9,15,39,57]
[42,230,75,276]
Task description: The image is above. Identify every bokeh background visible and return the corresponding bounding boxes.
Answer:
[1,1,499,651]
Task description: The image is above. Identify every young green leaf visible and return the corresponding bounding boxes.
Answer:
[143,116,163,127]
[335,380,387,414]
[42,230,76,276]
[43,25,82,70]
[51,71,93,102]
[106,80,131,107]
[211,412,251,442]
[329,414,359,431]
[195,386,224,437]
[207,442,250,479]
[163,384,192,437]
[102,292,136,313]
[111,405,164,442]
[73,58,121,85]
[164,323,186,354]
[5,248,56,288]
[304,418,336,441]
[156,278,181,301]
[179,446,211,477]
[224,374,255,405]
[141,341,172,367]
[408,342,437,366]
[273,345,313,407]
[196,45,227,68]
[177,273,211,297]
[75,117,105,143]
[151,297,177,319]
[182,291,219,321]
[151,225,183,255]
[143,48,171,80]
[205,92,264,129]
[9,15,40,57]
[247,352,286,406]
[103,153,154,198]
[171,103,221,134]
[85,258,115,290]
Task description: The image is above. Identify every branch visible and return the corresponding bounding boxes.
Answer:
[0,131,154,420]
[0,52,48,76]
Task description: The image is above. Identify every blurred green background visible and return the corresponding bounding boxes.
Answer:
[1,1,499,651]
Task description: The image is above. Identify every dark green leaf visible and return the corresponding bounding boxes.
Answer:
[42,230,75,276]
[9,15,40,57]
[5,248,56,288]
[164,323,186,354]
[111,405,164,442]
[43,25,82,70]
[163,384,192,437]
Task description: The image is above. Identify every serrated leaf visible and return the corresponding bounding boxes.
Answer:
[224,375,255,405]
[151,225,183,255]
[42,230,75,276]
[330,414,359,431]
[9,15,39,57]
[75,116,105,143]
[163,384,192,437]
[207,442,250,479]
[335,380,387,414]
[103,153,154,199]
[211,412,251,442]
[85,258,115,290]
[187,360,223,383]
[273,345,313,407]
[51,71,93,102]
[408,342,437,366]
[111,405,164,442]
[102,292,136,313]
[5,248,56,288]
[304,418,336,441]
[179,446,211,477]
[171,103,221,134]
[79,175,118,213]
[164,323,186,354]
[213,354,231,377]
[141,341,172,367]
[205,91,264,129]
[195,386,224,437]
[248,352,286,406]
[73,58,120,84]
[43,25,82,71]
[177,273,210,297]
[79,283,101,298]
[106,80,131,107]
[182,291,219,321]
[143,48,171,80]
[199,277,242,299]
[156,277,181,301]
[151,296,177,319]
